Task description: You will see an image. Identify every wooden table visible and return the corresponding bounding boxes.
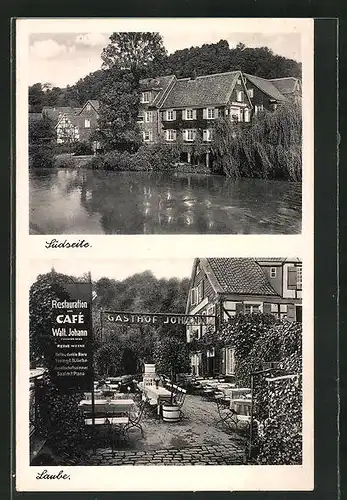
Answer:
[79,398,135,415]
[225,387,251,399]
[138,383,172,416]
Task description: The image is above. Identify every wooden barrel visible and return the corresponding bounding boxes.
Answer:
[162,404,180,423]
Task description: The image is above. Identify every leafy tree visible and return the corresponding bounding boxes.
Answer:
[29,116,55,144]
[212,100,302,181]
[101,32,167,78]
[154,336,190,396]
[98,69,142,151]
[94,341,123,377]
[97,33,168,150]
[29,83,46,112]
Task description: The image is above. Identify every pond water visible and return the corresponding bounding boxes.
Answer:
[29,169,302,234]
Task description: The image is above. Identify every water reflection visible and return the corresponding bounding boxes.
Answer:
[29,169,302,234]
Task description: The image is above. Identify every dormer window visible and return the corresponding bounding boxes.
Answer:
[141,92,151,103]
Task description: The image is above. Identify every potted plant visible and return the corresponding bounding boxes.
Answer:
[154,336,190,423]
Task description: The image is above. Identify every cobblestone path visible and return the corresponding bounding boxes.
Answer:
[86,444,245,466]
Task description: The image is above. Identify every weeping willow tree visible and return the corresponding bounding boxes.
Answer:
[212,100,302,181]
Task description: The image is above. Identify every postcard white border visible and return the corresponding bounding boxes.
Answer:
[16,17,314,492]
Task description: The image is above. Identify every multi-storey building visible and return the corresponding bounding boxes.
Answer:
[138,70,300,166]
[138,75,176,144]
[185,258,302,378]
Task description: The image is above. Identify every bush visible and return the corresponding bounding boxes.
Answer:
[53,154,75,168]
[256,375,302,464]
[73,141,94,156]
[29,144,54,168]
[35,376,88,460]
[85,144,179,171]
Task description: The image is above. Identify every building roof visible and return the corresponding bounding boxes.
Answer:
[269,77,300,95]
[88,99,100,110]
[42,106,73,123]
[203,258,279,296]
[244,74,286,102]
[160,71,241,109]
[140,75,176,107]
[255,257,301,265]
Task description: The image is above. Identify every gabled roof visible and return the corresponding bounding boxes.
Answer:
[201,258,279,296]
[78,100,100,114]
[139,75,176,107]
[88,99,100,110]
[244,74,286,102]
[160,71,242,109]
[269,77,300,95]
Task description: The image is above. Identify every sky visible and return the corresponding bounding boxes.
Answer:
[28,30,301,88]
[29,258,194,284]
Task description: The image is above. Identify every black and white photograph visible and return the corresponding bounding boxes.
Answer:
[16,17,314,493]
[29,257,303,467]
[27,21,304,235]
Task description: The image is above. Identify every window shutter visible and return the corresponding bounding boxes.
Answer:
[235,302,244,314]
[263,303,272,314]
[193,109,197,119]
[182,109,186,120]
[183,130,187,141]
[173,130,177,141]
[203,108,207,119]
[191,288,196,306]
[215,108,219,117]
[173,110,177,120]
[203,129,207,141]
[287,304,296,322]
[287,267,297,289]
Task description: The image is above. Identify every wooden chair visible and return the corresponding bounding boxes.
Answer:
[125,399,146,437]
[175,388,187,418]
[83,405,129,455]
[215,396,238,432]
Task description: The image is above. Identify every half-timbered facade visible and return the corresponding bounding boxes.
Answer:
[186,258,303,378]
[44,99,100,145]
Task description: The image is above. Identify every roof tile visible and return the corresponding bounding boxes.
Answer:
[244,74,286,102]
[160,71,240,108]
[269,77,299,95]
[206,258,278,296]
